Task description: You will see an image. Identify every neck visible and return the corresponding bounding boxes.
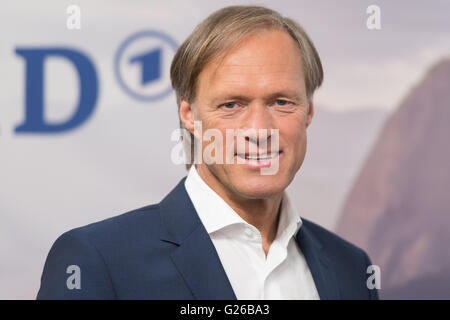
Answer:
[195,164,282,254]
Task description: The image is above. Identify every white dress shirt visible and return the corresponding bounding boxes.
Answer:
[184,166,320,300]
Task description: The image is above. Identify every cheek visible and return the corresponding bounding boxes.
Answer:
[280,121,307,160]
[200,111,237,132]
[279,115,306,142]
[285,131,305,152]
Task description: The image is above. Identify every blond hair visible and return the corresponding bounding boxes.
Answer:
[170,5,323,169]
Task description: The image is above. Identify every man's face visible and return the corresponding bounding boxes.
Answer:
[182,29,314,200]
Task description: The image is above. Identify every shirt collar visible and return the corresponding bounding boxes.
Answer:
[184,166,302,241]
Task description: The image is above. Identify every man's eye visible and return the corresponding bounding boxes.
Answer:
[275,99,289,106]
[222,102,237,109]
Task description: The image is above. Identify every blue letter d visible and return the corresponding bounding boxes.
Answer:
[15,48,98,133]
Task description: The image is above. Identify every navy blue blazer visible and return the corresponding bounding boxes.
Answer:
[37,178,379,300]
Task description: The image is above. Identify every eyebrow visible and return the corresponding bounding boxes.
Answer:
[265,91,304,101]
[210,90,304,105]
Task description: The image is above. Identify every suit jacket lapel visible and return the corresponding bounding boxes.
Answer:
[295,224,341,300]
[159,178,237,300]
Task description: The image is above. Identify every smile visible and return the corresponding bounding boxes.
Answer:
[233,151,282,171]
[236,151,280,160]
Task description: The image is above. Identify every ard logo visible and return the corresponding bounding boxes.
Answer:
[114,30,178,102]
[14,30,178,134]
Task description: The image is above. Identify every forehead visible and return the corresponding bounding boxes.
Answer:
[197,29,306,99]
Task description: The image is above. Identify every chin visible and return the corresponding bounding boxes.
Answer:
[229,173,288,199]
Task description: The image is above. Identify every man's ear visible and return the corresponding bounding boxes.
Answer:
[305,99,314,128]
[179,98,195,134]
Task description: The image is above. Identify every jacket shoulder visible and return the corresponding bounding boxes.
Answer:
[301,217,367,257]
[68,203,161,240]
[37,203,162,299]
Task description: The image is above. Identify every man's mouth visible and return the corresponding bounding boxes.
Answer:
[235,151,281,160]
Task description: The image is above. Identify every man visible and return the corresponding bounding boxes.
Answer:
[37,5,379,300]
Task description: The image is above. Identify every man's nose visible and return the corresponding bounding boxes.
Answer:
[243,103,273,145]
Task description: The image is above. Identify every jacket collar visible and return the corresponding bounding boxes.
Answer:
[295,225,341,299]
